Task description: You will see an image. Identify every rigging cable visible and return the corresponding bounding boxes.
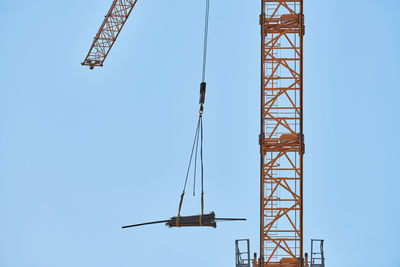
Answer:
[176,0,211,227]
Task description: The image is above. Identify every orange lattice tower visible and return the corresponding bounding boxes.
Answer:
[258,0,305,266]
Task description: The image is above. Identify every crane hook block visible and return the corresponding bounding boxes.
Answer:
[199,82,206,104]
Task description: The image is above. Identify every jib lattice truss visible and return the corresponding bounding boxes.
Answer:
[82,0,137,69]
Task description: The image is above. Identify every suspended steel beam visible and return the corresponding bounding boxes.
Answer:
[122,212,246,229]
[82,0,137,69]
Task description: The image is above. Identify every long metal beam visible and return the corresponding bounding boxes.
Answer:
[122,212,246,229]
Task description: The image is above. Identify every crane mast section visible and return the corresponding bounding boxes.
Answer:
[82,0,137,69]
[259,0,304,266]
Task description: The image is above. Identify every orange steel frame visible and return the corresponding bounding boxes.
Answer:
[258,0,305,266]
[82,0,137,69]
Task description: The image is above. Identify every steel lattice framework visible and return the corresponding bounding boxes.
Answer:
[82,0,137,69]
[258,0,304,266]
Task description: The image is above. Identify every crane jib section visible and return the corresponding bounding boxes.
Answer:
[258,0,305,266]
[82,0,137,69]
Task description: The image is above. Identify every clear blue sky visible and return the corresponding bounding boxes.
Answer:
[1,1,399,267]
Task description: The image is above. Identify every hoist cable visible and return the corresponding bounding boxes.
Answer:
[177,0,211,226]
[199,0,209,212]
[201,0,211,83]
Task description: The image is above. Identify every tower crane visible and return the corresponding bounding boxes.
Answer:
[81,1,325,266]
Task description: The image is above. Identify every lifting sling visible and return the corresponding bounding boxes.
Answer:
[175,0,210,227]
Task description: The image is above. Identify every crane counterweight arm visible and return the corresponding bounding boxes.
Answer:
[82,0,137,69]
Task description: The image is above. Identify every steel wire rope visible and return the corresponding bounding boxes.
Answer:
[199,0,210,221]
[200,116,204,215]
[177,0,211,226]
[193,122,200,196]
[201,0,211,83]
[177,117,201,226]
[181,117,201,194]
